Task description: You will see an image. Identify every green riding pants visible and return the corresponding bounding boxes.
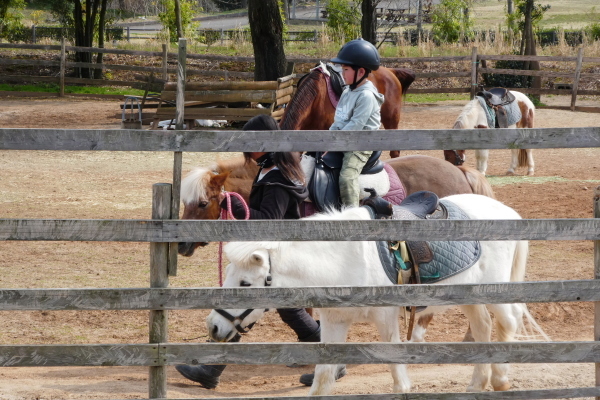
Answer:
[339,150,373,207]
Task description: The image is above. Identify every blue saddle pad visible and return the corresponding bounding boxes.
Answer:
[370,199,481,284]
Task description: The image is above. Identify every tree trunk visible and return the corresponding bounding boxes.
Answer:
[361,0,378,45]
[174,0,183,40]
[521,0,541,99]
[248,0,286,81]
[95,0,108,79]
[507,0,513,14]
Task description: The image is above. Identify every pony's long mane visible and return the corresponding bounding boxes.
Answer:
[180,157,256,205]
[453,99,480,129]
[279,71,322,130]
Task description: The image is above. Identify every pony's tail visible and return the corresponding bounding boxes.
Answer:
[511,240,528,283]
[458,165,496,199]
[390,68,416,95]
[517,149,528,168]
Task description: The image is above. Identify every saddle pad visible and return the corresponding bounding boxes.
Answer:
[382,163,407,205]
[477,95,522,128]
[369,199,481,284]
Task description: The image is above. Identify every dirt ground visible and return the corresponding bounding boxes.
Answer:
[0,95,599,399]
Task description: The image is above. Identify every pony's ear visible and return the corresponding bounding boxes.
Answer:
[209,172,230,191]
[249,250,268,267]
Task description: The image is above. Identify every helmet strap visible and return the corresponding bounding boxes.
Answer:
[349,67,371,90]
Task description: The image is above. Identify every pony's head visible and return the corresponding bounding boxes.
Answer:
[206,242,277,342]
[178,167,230,256]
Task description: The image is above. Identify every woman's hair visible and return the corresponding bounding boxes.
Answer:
[242,115,305,184]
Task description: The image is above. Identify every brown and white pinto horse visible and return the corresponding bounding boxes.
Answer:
[178,155,494,257]
[279,66,416,158]
[446,90,536,176]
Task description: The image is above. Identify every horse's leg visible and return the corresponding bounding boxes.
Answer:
[459,304,493,392]
[308,313,351,396]
[526,149,534,176]
[373,308,411,393]
[408,313,433,342]
[486,303,523,391]
[474,149,489,175]
[507,149,519,175]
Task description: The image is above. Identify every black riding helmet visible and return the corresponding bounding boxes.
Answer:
[331,38,380,72]
[331,38,380,90]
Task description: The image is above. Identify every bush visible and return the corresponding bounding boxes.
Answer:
[325,0,360,44]
[481,58,532,89]
[431,0,474,44]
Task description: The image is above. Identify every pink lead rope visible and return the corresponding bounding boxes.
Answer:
[217,191,250,286]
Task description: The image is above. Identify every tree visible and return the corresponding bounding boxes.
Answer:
[361,0,380,45]
[248,0,286,81]
[49,0,111,79]
[430,0,474,43]
[0,0,25,41]
[158,0,199,42]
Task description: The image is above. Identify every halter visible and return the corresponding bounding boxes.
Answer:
[213,253,273,335]
[449,150,466,166]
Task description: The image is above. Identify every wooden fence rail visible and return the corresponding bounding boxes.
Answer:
[1,126,599,399]
[1,43,599,110]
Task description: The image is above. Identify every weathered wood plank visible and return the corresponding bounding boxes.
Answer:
[0,344,158,366]
[1,127,599,152]
[171,387,600,400]
[165,81,279,91]
[3,342,600,367]
[161,89,277,103]
[0,280,599,311]
[1,218,599,242]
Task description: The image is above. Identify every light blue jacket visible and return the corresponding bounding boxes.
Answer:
[329,80,384,131]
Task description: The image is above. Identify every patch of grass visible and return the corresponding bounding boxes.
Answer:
[404,93,470,103]
[487,175,569,186]
[0,83,144,96]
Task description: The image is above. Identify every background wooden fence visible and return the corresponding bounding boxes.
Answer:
[1,43,599,111]
[1,125,600,399]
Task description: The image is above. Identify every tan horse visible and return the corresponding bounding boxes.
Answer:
[178,155,494,256]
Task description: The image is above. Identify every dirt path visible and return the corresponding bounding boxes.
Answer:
[0,96,599,399]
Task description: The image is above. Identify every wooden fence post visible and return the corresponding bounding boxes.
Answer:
[149,183,171,399]
[470,46,478,99]
[127,26,130,42]
[161,44,168,82]
[59,38,66,97]
[31,25,36,44]
[571,47,583,111]
[595,185,600,400]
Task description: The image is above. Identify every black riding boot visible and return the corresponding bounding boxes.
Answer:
[299,364,347,386]
[175,333,241,389]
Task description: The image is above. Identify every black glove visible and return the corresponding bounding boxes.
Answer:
[361,188,393,217]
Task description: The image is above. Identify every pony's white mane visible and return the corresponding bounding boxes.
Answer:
[304,206,371,221]
[180,165,217,205]
[453,98,480,129]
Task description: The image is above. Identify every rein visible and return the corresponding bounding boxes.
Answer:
[217,191,250,286]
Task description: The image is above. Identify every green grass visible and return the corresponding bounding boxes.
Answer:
[404,93,470,103]
[0,83,145,96]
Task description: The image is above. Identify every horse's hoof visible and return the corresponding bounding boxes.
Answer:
[493,382,511,391]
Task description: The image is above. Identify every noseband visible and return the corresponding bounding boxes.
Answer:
[213,257,272,335]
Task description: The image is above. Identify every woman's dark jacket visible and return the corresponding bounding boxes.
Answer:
[222,168,308,220]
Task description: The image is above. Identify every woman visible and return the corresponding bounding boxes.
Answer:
[175,114,346,388]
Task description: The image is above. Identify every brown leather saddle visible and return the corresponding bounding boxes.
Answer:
[476,87,517,128]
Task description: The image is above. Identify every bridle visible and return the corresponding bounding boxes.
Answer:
[449,150,466,166]
[213,254,273,335]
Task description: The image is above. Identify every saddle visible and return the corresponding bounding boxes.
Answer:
[307,151,384,212]
[476,87,517,128]
[325,63,346,98]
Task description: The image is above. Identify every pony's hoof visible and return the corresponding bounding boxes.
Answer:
[527,171,535,176]
[493,382,511,391]
[505,170,515,176]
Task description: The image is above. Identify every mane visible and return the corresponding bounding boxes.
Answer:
[180,157,257,205]
[279,70,323,130]
[453,98,480,129]
[304,206,371,221]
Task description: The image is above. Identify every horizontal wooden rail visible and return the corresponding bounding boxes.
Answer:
[0,280,598,311]
[3,341,600,367]
[1,218,599,242]
[1,127,598,152]
[121,387,600,400]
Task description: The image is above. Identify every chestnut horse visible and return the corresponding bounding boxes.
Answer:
[445,90,535,176]
[279,66,416,158]
[178,155,494,257]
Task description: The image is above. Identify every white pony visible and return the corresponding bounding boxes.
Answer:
[206,194,538,395]
[453,90,535,176]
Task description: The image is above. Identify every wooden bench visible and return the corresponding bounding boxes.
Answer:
[150,74,294,130]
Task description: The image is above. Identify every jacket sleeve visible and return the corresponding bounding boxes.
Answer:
[340,92,378,131]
